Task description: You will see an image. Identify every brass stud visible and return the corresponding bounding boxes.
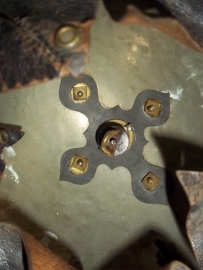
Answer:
[141,172,161,190]
[76,159,84,167]
[97,119,135,157]
[147,105,155,112]
[55,25,80,49]
[69,155,89,174]
[73,85,87,101]
[77,91,84,97]
[0,129,8,144]
[144,99,162,117]
[70,83,91,103]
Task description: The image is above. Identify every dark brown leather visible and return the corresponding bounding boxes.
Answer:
[103,0,203,54]
[158,0,203,47]
[0,223,76,270]
[0,0,98,93]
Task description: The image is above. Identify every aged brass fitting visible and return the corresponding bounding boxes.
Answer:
[142,172,161,190]
[55,25,80,49]
[144,99,162,117]
[70,83,91,103]
[96,119,135,157]
[69,155,89,174]
[0,129,8,145]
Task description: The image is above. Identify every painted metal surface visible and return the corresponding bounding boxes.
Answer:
[0,2,202,269]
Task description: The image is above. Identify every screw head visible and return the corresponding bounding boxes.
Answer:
[146,176,154,185]
[147,105,156,112]
[110,138,117,145]
[76,159,84,167]
[77,91,84,97]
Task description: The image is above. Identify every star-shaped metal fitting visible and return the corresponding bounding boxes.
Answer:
[59,74,171,205]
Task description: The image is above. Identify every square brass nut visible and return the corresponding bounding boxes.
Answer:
[70,155,89,174]
[73,85,88,101]
[142,172,161,190]
[144,99,162,117]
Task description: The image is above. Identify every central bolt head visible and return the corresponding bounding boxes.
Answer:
[110,138,117,145]
[96,121,133,157]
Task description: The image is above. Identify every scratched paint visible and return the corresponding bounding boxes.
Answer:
[161,86,183,101]
[181,54,203,98]
[6,164,19,184]
[161,86,184,111]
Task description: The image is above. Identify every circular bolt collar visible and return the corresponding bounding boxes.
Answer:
[101,128,129,157]
[55,25,81,49]
[96,120,135,157]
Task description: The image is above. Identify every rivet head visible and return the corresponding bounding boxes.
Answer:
[144,99,162,117]
[55,25,80,49]
[76,159,84,167]
[142,172,161,190]
[147,105,156,112]
[77,91,84,97]
[146,177,154,185]
[69,155,89,174]
[71,83,91,103]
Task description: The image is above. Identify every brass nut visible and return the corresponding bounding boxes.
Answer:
[70,83,91,103]
[101,129,125,157]
[55,25,80,49]
[0,129,8,144]
[97,119,135,157]
[69,155,89,174]
[144,99,162,117]
[73,85,87,101]
[141,172,161,190]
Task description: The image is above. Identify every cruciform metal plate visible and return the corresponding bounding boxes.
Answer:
[59,74,171,205]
